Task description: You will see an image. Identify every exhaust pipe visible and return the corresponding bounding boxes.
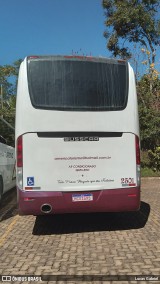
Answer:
[41,204,52,214]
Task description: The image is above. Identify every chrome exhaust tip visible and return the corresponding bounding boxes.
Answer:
[41,204,52,214]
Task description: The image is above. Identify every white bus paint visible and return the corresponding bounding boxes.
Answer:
[0,136,16,202]
[16,56,140,215]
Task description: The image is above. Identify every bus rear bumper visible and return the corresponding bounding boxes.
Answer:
[17,187,140,215]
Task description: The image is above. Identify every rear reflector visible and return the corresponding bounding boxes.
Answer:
[25,187,33,190]
[17,135,23,167]
[128,194,137,197]
[24,198,35,202]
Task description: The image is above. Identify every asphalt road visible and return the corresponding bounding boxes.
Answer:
[0,178,160,284]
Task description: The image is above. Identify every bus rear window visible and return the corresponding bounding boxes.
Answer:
[27,58,128,111]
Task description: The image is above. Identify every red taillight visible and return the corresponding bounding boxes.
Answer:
[135,135,140,165]
[17,135,23,167]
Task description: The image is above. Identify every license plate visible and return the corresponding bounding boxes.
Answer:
[72,193,93,202]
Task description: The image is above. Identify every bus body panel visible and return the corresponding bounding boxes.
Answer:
[22,132,137,192]
[16,56,140,215]
[18,186,140,215]
[0,142,16,194]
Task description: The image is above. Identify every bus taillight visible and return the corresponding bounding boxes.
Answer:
[17,135,23,190]
[17,135,23,167]
[135,135,141,187]
[135,135,140,165]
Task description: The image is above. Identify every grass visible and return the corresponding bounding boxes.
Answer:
[141,167,160,177]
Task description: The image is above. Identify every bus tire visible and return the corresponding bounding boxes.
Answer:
[0,176,3,203]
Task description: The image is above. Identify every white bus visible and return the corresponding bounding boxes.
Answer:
[16,55,140,215]
[0,135,16,202]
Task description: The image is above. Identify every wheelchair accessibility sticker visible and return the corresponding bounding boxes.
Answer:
[27,177,34,186]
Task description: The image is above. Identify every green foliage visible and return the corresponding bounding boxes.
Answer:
[102,0,160,174]
[141,167,160,177]
[141,150,150,168]
[0,95,16,147]
[137,75,160,150]
[139,107,159,150]
[0,59,22,98]
[0,65,14,99]
[12,59,23,93]
[102,0,160,61]
[137,72,160,174]
[148,147,160,171]
[0,63,18,147]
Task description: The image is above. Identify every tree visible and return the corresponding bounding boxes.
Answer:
[12,59,23,93]
[0,59,22,101]
[102,0,160,65]
[0,95,16,146]
[0,65,15,101]
[137,75,160,150]
[0,62,19,146]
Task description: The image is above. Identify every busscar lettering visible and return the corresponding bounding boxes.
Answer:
[64,137,99,142]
